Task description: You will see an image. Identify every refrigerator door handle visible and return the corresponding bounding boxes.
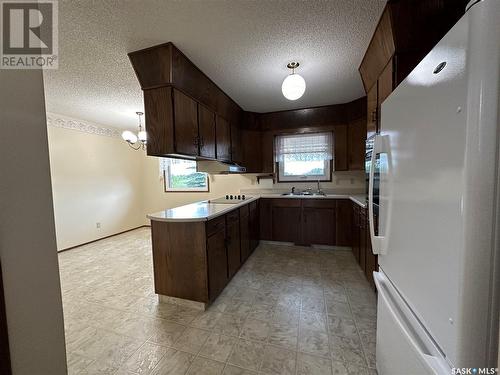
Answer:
[373,272,450,374]
[369,134,391,254]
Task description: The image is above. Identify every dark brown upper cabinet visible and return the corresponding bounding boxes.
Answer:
[359,7,395,94]
[231,123,242,165]
[367,84,378,139]
[334,125,348,171]
[143,86,175,157]
[348,117,366,171]
[359,1,466,137]
[129,42,242,162]
[198,104,216,159]
[173,89,199,156]
[216,116,231,162]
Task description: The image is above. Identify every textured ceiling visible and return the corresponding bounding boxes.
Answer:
[44,0,386,130]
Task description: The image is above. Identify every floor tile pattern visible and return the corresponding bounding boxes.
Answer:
[60,228,377,375]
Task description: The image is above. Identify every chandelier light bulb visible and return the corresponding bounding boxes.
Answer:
[138,130,147,142]
[122,130,138,144]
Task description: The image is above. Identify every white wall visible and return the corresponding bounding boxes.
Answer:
[47,117,145,250]
[0,71,67,373]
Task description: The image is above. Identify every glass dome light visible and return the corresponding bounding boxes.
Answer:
[282,61,306,101]
[282,73,306,100]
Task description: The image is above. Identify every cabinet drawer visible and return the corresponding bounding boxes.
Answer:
[302,199,336,209]
[239,204,249,218]
[206,216,225,237]
[271,199,301,208]
[226,209,240,222]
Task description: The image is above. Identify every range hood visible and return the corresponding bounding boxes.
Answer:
[197,160,246,174]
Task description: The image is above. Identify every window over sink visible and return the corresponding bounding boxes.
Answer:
[275,132,333,182]
[160,158,209,192]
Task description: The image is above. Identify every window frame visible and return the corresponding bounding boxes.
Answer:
[275,131,334,183]
[162,159,210,193]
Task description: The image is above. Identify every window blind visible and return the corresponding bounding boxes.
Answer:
[275,132,333,162]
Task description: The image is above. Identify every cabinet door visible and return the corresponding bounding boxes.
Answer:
[231,123,243,164]
[359,210,367,272]
[378,59,393,105]
[207,229,228,301]
[272,206,301,243]
[334,125,348,171]
[367,83,378,139]
[302,207,336,246]
[335,200,352,246]
[348,117,366,171]
[351,204,360,262]
[173,89,199,156]
[249,200,260,252]
[240,211,250,262]
[259,199,272,240]
[226,215,241,278]
[242,130,262,173]
[216,116,231,161]
[198,104,216,159]
[144,87,175,156]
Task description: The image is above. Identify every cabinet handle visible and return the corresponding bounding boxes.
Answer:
[371,110,377,122]
[193,136,199,146]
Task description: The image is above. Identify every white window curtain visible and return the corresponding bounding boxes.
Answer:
[275,132,333,162]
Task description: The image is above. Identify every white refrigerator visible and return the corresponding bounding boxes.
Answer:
[369,0,500,373]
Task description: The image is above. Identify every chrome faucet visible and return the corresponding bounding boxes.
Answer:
[316,180,325,196]
[291,186,296,195]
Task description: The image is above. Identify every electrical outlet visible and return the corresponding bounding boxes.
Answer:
[96,222,101,229]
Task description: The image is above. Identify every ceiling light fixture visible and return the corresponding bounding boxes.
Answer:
[122,111,147,150]
[282,62,306,101]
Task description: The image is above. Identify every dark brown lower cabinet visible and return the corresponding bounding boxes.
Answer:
[261,198,353,246]
[259,198,272,240]
[302,200,336,245]
[226,211,241,278]
[359,209,367,273]
[151,201,253,305]
[271,199,302,243]
[207,228,228,301]
[351,204,361,262]
[335,200,352,246]
[240,206,250,262]
[249,200,260,252]
[350,202,378,290]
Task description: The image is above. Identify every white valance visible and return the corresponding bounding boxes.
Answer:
[275,132,333,162]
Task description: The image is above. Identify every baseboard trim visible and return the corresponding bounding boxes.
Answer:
[57,225,151,253]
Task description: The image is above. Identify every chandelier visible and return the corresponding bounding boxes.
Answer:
[121,112,147,150]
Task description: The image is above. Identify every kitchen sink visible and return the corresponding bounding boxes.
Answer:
[280,192,326,197]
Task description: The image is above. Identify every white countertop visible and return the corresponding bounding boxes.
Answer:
[147,193,367,223]
[147,196,260,222]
